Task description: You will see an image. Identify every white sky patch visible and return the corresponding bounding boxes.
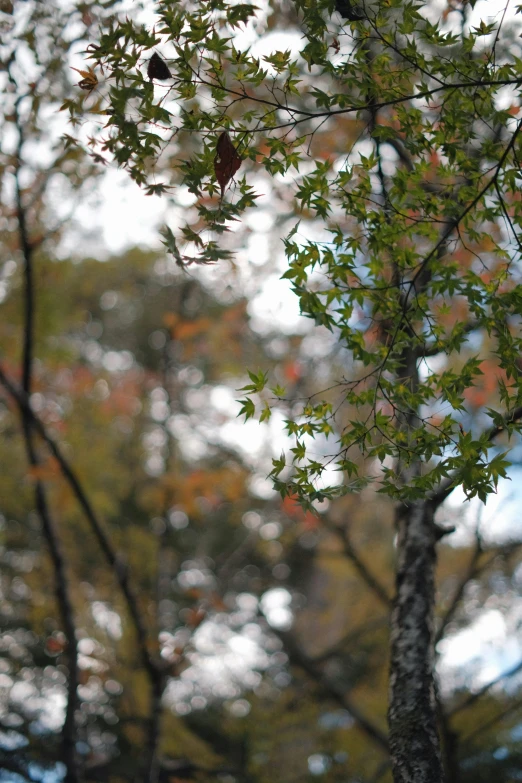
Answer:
[9,679,67,735]
[163,618,269,707]
[424,0,520,34]
[251,30,304,65]
[218,406,292,466]
[418,350,452,382]
[245,209,275,234]
[261,587,293,630]
[244,230,271,266]
[468,0,520,28]
[230,0,284,53]
[438,468,522,547]
[248,273,309,334]
[436,465,522,694]
[91,601,123,640]
[63,169,168,256]
[437,607,522,696]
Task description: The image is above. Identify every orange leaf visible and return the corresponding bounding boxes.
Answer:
[283,361,301,382]
[209,592,227,611]
[27,458,60,482]
[186,608,206,628]
[46,634,66,655]
[71,67,94,79]
[163,312,179,329]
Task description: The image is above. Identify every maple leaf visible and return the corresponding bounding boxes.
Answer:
[214,131,242,197]
[71,65,98,92]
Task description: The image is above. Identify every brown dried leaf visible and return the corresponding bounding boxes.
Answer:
[147,52,172,81]
[214,131,242,197]
[71,65,98,92]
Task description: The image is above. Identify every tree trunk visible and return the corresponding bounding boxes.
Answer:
[388,500,445,783]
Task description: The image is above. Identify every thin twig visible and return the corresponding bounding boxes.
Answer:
[435,543,483,645]
[310,616,388,663]
[263,618,389,753]
[461,694,522,745]
[331,524,392,608]
[450,657,522,718]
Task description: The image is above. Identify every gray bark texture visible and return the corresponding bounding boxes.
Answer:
[388,500,445,783]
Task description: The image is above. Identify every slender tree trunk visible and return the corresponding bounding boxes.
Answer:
[26,467,80,783]
[143,671,165,783]
[388,500,445,783]
[15,127,80,782]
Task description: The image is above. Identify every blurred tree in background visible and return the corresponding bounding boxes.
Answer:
[2,1,522,783]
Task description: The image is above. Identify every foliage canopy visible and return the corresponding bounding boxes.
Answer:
[70,0,522,507]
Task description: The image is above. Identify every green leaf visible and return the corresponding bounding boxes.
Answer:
[237,398,255,420]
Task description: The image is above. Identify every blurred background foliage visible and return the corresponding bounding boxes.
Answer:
[1,0,522,782]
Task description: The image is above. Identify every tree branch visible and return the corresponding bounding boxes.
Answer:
[0,365,163,686]
[435,537,483,646]
[309,616,388,664]
[450,657,522,718]
[329,523,392,608]
[264,619,389,753]
[461,694,522,745]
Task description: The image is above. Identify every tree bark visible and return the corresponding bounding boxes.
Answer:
[388,500,445,783]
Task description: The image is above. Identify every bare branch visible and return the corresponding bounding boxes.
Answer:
[450,657,522,718]
[310,616,389,664]
[329,523,392,608]
[264,619,389,753]
[461,695,522,745]
[0,366,163,684]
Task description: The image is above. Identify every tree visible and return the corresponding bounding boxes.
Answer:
[67,1,522,781]
[3,1,522,782]
[0,2,108,780]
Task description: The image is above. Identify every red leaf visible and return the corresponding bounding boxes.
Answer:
[214,131,242,197]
